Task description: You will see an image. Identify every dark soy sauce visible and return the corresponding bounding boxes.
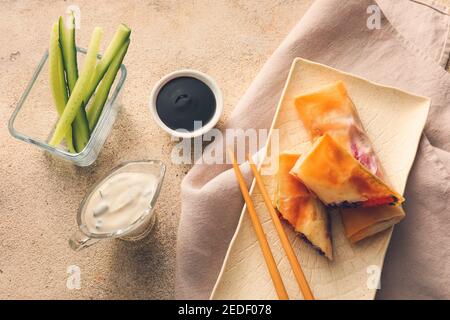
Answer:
[156,76,216,132]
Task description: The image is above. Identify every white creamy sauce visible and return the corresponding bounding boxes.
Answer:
[83,172,158,234]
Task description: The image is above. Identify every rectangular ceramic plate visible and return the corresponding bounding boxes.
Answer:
[211,58,430,300]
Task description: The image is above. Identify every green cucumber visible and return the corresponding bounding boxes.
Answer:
[87,40,129,130]
[83,24,131,106]
[49,27,103,147]
[49,22,75,153]
[59,14,90,153]
[72,102,90,152]
[58,15,78,90]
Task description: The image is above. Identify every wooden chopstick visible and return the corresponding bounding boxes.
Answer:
[227,147,289,300]
[247,155,315,300]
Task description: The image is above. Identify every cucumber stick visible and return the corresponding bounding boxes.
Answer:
[58,15,78,90]
[59,14,90,152]
[49,23,76,153]
[83,24,131,106]
[49,27,103,147]
[87,40,130,130]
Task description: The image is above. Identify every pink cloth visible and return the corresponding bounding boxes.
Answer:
[176,0,450,299]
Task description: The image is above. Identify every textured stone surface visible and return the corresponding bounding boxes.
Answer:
[0,0,314,299]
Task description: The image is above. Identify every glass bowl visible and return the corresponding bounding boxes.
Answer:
[69,160,166,251]
[8,48,127,167]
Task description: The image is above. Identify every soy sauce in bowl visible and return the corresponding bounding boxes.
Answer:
[150,70,223,138]
[156,77,216,132]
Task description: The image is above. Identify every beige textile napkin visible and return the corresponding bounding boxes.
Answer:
[176,0,450,299]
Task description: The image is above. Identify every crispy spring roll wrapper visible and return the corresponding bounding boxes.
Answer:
[294,81,405,243]
[341,206,405,243]
[290,134,404,207]
[275,153,333,259]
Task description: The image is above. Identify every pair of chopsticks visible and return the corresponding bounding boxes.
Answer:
[228,147,314,300]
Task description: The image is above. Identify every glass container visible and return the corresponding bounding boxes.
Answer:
[8,48,127,167]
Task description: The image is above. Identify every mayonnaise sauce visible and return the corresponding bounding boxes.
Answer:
[83,172,158,234]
